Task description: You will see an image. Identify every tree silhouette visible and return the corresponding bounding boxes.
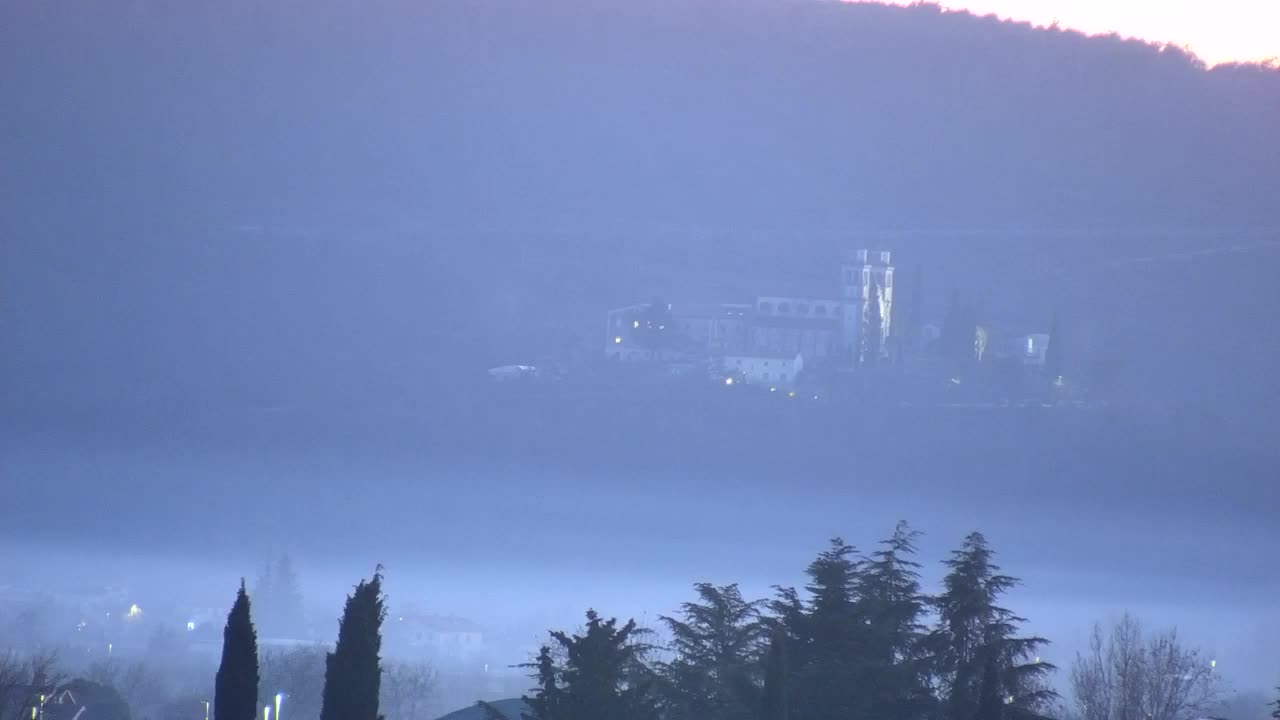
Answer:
[658,583,766,720]
[760,626,790,720]
[523,610,657,720]
[215,581,259,720]
[320,569,386,720]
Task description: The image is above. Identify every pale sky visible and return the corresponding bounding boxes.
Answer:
[886,0,1280,66]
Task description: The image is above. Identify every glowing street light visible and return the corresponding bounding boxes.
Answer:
[275,693,284,720]
[203,701,210,720]
[264,706,271,720]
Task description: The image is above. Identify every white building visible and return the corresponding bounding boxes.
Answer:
[389,614,486,664]
[723,353,804,389]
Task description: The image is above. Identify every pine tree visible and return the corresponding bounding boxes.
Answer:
[904,264,923,363]
[658,583,766,720]
[522,610,658,720]
[272,555,306,637]
[255,555,306,639]
[1270,687,1279,720]
[856,522,932,720]
[974,651,1003,720]
[215,581,260,720]
[761,626,789,720]
[796,538,867,720]
[932,534,1055,720]
[524,646,565,720]
[1044,313,1062,379]
[320,569,386,720]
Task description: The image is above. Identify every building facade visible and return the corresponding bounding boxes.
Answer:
[604,248,896,373]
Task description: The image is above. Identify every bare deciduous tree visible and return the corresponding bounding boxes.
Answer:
[1072,613,1223,720]
[86,658,171,718]
[0,651,64,720]
[258,646,329,720]
[379,660,437,720]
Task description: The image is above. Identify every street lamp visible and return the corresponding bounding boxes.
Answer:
[274,693,284,720]
[263,706,271,720]
[203,701,210,720]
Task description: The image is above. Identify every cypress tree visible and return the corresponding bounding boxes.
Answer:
[215,580,260,720]
[320,569,386,720]
[760,626,789,720]
[1045,313,1062,379]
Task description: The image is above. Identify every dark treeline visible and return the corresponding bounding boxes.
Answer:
[0,529,1256,720]
[491,524,1057,720]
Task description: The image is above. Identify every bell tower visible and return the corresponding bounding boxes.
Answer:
[840,249,894,364]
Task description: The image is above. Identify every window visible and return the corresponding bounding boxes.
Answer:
[797,303,809,315]
[815,305,827,316]
[778,302,791,314]
[759,302,773,315]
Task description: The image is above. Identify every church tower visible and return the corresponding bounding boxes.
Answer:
[840,249,894,365]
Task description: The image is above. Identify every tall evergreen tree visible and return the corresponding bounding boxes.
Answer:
[523,610,658,720]
[856,522,932,720]
[932,534,1055,720]
[974,651,1004,720]
[790,538,867,720]
[1045,313,1063,379]
[761,626,790,720]
[1270,687,1280,720]
[658,583,766,720]
[255,554,307,639]
[215,581,259,720]
[320,570,386,720]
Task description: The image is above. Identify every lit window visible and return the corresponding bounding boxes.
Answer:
[614,336,622,344]
[633,320,640,328]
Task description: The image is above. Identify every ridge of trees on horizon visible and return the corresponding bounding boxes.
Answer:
[477,524,1241,720]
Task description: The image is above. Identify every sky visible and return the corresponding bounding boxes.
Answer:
[883,0,1280,65]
